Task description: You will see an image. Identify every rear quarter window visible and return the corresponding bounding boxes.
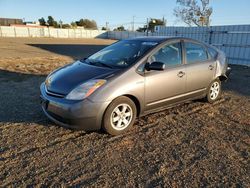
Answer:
[208,47,218,59]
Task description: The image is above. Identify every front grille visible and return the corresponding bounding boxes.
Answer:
[45,87,65,98]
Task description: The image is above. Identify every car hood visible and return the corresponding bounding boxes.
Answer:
[45,61,118,95]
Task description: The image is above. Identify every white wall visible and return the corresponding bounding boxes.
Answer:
[0,26,107,39]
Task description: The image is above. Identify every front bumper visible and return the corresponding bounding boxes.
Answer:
[40,83,110,131]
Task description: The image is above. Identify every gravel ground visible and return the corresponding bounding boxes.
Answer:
[0,38,249,187]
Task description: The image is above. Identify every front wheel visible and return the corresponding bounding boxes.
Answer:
[205,79,222,103]
[102,96,137,135]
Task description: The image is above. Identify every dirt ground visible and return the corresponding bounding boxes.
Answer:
[0,37,249,187]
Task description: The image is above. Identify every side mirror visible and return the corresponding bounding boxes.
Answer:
[145,62,165,71]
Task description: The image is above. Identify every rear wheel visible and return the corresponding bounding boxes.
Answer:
[205,79,221,103]
[103,96,137,135]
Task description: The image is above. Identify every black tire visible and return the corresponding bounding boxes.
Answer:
[102,96,137,136]
[205,79,222,103]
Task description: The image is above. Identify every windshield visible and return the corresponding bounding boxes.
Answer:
[85,40,158,68]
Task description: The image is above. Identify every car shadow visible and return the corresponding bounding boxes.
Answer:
[0,69,47,125]
[222,65,250,97]
[27,44,108,60]
[0,42,110,127]
[0,65,249,126]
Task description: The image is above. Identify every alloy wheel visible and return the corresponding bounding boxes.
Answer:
[110,103,133,130]
[210,81,220,100]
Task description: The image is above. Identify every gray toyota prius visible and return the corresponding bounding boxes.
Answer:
[40,37,231,135]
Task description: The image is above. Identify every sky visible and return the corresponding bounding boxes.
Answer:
[0,0,250,29]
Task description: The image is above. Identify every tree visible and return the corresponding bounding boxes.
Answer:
[47,16,54,26]
[76,19,98,29]
[38,17,46,26]
[47,16,59,28]
[148,18,166,32]
[101,27,107,30]
[113,26,126,31]
[62,24,71,29]
[136,18,166,33]
[174,0,212,27]
[71,22,77,28]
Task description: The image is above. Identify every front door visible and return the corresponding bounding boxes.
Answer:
[144,41,186,110]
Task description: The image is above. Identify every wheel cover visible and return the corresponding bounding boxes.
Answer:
[210,81,220,100]
[110,103,133,131]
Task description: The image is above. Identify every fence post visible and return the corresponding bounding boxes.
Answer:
[41,28,45,37]
[27,27,30,37]
[14,27,16,37]
[48,27,50,37]
[0,26,2,37]
[209,29,213,44]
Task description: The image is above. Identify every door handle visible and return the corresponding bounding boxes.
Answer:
[209,65,214,70]
[177,71,185,78]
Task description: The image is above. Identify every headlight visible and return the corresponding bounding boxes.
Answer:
[66,79,106,100]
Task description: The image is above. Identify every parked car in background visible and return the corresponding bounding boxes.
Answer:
[40,37,231,135]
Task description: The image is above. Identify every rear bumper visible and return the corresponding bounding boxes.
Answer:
[40,83,110,131]
[220,66,231,81]
[225,67,231,78]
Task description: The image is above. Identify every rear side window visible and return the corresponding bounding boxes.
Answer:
[208,47,218,59]
[185,42,208,64]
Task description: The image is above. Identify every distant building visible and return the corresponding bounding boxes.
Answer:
[0,18,23,26]
[24,21,40,26]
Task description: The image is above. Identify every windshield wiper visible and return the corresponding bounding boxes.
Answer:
[87,60,113,69]
[79,58,88,63]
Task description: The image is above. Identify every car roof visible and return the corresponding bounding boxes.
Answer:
[126,36,207,45]
[125,36,172,43]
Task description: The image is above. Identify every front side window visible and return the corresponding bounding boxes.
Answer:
[185,42,208,64]
[149,42,182,67]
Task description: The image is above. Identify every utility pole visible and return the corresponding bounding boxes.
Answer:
[105,22,109,30]
[59,20,62,28]
[163,16,167,26]
[105,22,109,39]
[132,16,135,32]
[146,18,149,36]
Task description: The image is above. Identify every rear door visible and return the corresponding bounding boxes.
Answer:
[184,41,215,94]
[144,40,186,110]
